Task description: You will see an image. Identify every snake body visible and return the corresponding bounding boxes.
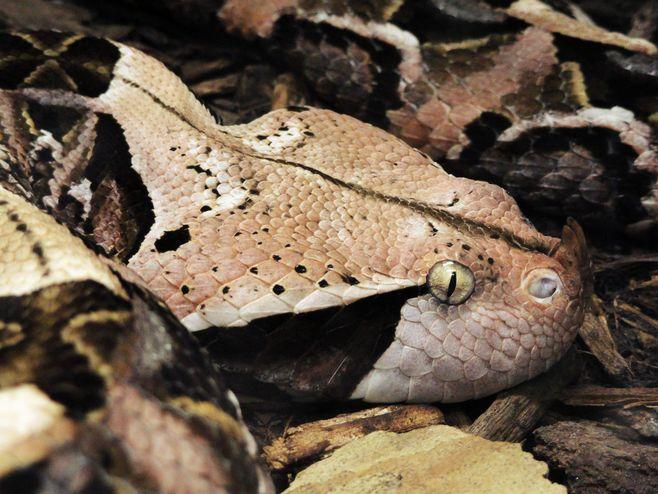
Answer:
[0,30,589,490]
[138,0,657,236]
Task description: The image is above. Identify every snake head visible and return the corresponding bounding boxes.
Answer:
[352,217,590,404]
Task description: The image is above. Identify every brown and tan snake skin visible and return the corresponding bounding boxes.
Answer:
[139,0,658,236]
[0,30,589,491]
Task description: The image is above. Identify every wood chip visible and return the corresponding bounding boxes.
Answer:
[468,347,581,441]
[578,295,631,380]
[559,385,658,408]
[262,404,445,471]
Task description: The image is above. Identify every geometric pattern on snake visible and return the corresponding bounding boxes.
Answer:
[0,30,589,420]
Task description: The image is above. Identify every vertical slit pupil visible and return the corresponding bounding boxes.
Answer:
[446,270,457,298]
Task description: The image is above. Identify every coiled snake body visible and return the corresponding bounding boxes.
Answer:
[0,31,588,492]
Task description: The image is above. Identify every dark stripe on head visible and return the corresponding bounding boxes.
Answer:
[106,61,549,254]
[249,154,554,254]
[116,75,218,129]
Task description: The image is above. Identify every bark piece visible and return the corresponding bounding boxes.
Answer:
[594,255,658,385]
[578,296,631,380]
[468,348,581,441]
[531,420,658,494]
[559,385,658,408]
[262,404,444,471]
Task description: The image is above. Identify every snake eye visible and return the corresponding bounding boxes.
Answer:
[525,268,561,301]
[427,260,475,305]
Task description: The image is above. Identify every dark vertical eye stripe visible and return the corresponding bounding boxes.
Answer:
[446,270,457,298]
[241,153,553,255]
[83,114,155,261]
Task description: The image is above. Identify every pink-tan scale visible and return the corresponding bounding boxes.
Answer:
[96,41,587,403]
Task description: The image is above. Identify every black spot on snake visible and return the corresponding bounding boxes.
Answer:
[460,112,512,163]
[295,265,307,273]
[272,254,281,261]
[250,267,259,274]
[272,284,285,294]
[25,100,84,141]
[181,285,190,294]
[34,147,53,162]
[318,279,329,288]
[154,225,191,253]
[222,286,230,294]
[187,164,212,176]
[341,274,360,285]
